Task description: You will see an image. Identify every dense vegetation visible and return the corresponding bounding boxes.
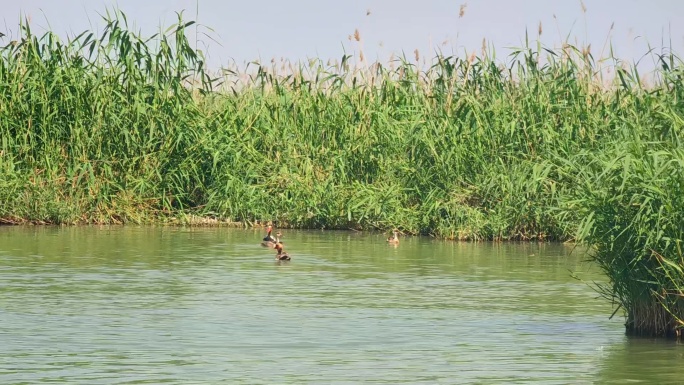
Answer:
[0,11,682,336]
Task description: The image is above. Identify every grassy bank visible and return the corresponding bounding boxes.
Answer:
[0,11,683,335]
[0,11,627,237]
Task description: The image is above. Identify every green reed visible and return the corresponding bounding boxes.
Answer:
[0,13,671,233]
[0,10,667,238]
[559,144,684,337]
[0,9,213,223]
[554,53,684,337]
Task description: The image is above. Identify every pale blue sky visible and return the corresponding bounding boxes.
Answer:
[2,0,683,71]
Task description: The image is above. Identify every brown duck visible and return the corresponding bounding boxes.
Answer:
[386,230,400,244]
[274,242,291,261]
[261,225,280,247]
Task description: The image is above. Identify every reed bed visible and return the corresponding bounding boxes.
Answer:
[560,145,684,337]
[0,11,676,237]
[1,10,683,335]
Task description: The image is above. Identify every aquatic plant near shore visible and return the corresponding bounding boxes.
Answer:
[0,9,681,244]
[560,145,684,338]
[0,9,213,224]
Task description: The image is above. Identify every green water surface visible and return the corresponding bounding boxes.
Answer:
[0,226,682,384]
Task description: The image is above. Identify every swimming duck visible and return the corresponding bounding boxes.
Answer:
[263,225,276,241]
[261,225,282,248]
[261,230,282,248]
[274,242,291,261]
[261,225,276,247]
[386,230,400,244]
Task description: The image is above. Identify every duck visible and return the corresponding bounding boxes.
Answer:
[261,231,282,248]
[386,229,400,244]
[261,225,277,247]
[274,241,291,261]
[262,225,275,241]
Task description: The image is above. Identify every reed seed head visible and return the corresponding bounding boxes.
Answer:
[354,29,361,42]
[459,3,467,18]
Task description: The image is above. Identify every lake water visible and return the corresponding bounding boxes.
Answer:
[1,226,682,384]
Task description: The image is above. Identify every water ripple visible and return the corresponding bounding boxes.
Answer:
[0,227,681,384]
